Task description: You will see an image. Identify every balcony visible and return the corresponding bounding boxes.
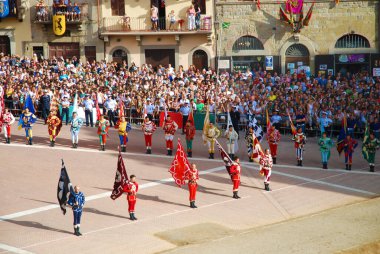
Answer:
[101,16,213,35]
[32,5,87,24]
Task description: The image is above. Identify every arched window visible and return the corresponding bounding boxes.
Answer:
[232,36,264,51]
[112,49,128,64]
[335,34,370,48]
[192,50,208,70]
[285,44,310,57]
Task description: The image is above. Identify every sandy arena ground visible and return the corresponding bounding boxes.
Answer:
[0,121,379,254]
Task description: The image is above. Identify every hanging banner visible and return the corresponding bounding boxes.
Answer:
[286,0,304,14]
[53,15,66,36]
[265,56,273,70]
[0,0,9,18]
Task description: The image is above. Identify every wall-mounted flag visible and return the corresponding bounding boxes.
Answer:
[53,14,66,36]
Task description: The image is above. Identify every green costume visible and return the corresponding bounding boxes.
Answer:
[318,137,333,169]
[363,137,379,169]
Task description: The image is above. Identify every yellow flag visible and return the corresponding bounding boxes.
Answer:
[202,106,210,144]
[53,15,66,36]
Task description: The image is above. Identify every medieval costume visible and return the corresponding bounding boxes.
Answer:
[163,115,178,156]
[123,176,139,220]
[318,133,333,169]
[118,118,132,152]
[47,111,62,147]
[266,126,281,164]
[2,109,15,144]
[184,120,196,157]
[224,125,238,159]
[343,135,358,171]
[142,116,156,154]
[96,115,110,151]
[205,122,220,159]
[259,150,273,191]
[70,113,83,148]
[292,128,306,166]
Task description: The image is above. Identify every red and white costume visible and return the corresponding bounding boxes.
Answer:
[266,128,281,158]
[163,119,178,151]
[259,154,273,184]
[142,120,156,149]
[185,169,199,202]
[229,162,241,191]
[123,181,139,213]
[3,112,15,138]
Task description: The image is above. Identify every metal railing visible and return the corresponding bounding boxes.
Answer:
[32,5,86,23]
[102,16,212,32]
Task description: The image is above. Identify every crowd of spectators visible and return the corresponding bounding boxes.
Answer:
[1,54,379,139]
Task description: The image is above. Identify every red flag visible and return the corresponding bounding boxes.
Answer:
[110,150,129,200]
[251,131,264,162]
[303,3,314,26]
[266,108,271,131]
[216,140,233,174]
[169,138,191,187]
[256,0,261,10]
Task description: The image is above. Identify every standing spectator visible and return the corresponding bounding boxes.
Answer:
[295,109,306,133]
[318,112,333,137]
[105,96,117,127]
[40,90,51,123]
[151,5,158,31]
[187,4,195,31]
[82,94,94,127]
[195,4,201,30]
[168,10,176,31]
[180,100,190,134]
[61,97,70,125]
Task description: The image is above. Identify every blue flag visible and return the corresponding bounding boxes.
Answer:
[24,95,35,114]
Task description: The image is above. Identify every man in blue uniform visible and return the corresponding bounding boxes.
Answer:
[67,185,85,236]
[40,90,51,123]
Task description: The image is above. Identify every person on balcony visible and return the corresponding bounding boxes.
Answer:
[151,5,158,31]
[187,4,196,31]
[195,4,201,31]
[73,3,81,21]
[168,10,176,31]
[36,0,48,22]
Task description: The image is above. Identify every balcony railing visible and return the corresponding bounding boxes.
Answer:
[102,16,212,33]
[32,5,86,23]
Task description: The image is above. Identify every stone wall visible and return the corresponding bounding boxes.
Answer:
[216,0,379,59]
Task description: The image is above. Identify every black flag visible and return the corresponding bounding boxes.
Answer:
[111,150,129,200]
[57,160,73,215]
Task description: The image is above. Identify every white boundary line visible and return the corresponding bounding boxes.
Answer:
[0,166,225,222]
[0,243,34,254]
[1,143,379,175]
[244,164,377,196]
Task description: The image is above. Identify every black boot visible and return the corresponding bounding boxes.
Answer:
[122,146,126,152]
[211,153,214,159]
[233,191,240,199]
[29,139,33,145]
[50,141,53,147]
[129,213,134,220]
[75,143,78,149]
[249,158,253,162]
[370,165,375,172]
[77,227,82,236]
[52,140,55,147]
[209,153,212,159]
[187,152,191,157]
[192,201,197,208]
[345,164,349,170]
[146,149,150,154]
[299,160,303,167]
[231,154,234,160]
[148,148,151,154]
[264,183,270,191]
[189,152,192,157]
[74,227,79,236]
[322,163,326,169]
[8,137,10,144]
[297,160,300,166]
[72,143,76,148]
[273,157,277,164]
[167,149,170,156]
[132,213,137,220]
[348,165,352,171]
[169,150,172,156]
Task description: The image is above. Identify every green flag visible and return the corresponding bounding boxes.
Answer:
[362,123,370,161]
[222,22,231,29]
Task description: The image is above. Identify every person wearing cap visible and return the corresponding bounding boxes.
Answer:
[266,125,281,164]
[206,122,220,159]
[82,95,94,127]
[142,115,157,154]
[118,117,132,152]
[163,114,178,156]
[292,127,306,166]
[318,132,333,169]
[146,98,155,121]
[185,163,199,208]
[224,124,238,159]
[259,149,273,191]
[180,100,191,134]
[342,134,358,171]
[96,114,110,151]
[105,95,117,127]
[318,112,333,137]
[40,89,51,123]
[61,96,70,125]
[184,119,196,157]
[70,111,83,148]
[362,132,379,172]
[2,108,15,144]
[46,110,61,147]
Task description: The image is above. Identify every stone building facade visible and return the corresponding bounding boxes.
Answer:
[215,0,379,75]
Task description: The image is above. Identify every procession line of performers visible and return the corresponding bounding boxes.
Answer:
[1,108,379,172]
